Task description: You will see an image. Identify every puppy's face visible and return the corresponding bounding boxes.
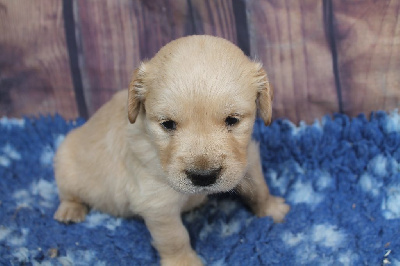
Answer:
[128,36,273,194]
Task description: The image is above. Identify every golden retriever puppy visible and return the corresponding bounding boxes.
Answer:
[53,35,289,266]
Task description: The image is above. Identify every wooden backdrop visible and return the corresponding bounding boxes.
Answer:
[0,0,399,124]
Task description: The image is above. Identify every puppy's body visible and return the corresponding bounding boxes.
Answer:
[54,35,289,266]
[55,90,204,219]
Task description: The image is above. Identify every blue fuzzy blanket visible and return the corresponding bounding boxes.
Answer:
[1,111,400,265]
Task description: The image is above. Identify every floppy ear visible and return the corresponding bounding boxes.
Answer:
[128,63,147,124]
[254,63,274,126]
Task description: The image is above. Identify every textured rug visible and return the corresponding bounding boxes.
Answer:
[1,110,400,266]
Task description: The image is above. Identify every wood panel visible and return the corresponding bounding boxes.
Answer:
[247,0,338,124]
[190,0,237,43]
[0,0,77,119]
[333,0,400,116]
[74,0,190,116]
[1,0,398,121]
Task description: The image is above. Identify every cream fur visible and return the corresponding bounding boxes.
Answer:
[54,35,289,266]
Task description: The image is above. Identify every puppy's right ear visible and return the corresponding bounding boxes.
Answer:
[254,62,274,126]
[128,62,147,124]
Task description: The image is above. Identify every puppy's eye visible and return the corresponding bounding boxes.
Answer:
[160,120,177,131]
[225,116,239,127]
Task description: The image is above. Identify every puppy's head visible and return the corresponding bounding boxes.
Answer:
[128,35,273,194]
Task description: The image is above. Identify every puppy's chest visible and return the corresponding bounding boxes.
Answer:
[121,168,183,216]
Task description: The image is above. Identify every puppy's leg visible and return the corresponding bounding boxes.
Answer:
[144,212,203,266]
[53,174,88,223]
[53,143,89,223]
[237,141,290,223]
[54,199,88,223]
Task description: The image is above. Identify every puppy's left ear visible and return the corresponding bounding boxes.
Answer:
[128,62,147,124]
[254,63,274,126]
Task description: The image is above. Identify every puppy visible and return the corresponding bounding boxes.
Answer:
[54,35,289,266]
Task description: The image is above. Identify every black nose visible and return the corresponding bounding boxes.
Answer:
[185,168,222,187]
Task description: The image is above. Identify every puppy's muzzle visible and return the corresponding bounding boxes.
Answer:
[185,168,222,187]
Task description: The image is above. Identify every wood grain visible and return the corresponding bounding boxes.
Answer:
[190,0,237,43]
[74,0,190,115]
[333,0,400,116]
[0,0,77,119]
[2,0,397,122]
[247,0,338,124]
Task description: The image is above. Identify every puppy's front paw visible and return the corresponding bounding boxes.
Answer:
[161,251,203,266]
[54,201,88,223]
[254,196,290,223]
